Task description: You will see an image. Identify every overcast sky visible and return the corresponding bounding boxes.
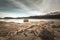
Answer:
[0,0,60,17]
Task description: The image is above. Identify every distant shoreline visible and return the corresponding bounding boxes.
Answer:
[0,18,60,19]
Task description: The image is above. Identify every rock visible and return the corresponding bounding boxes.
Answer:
[0,21,57,40]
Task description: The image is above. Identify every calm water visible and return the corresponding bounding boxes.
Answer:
[0,19,60,25]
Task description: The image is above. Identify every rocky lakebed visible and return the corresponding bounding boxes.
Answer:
[0,21,60,40]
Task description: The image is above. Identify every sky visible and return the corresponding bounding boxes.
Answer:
[0,0,60,17]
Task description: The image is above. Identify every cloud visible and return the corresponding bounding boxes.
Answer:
[0,12,30,17]
[0,0,60,17]
[6,0,60,12]
[7,0,30,10]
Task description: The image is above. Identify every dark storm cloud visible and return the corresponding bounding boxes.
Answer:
[0,0,12,8]
[0,0,22,12]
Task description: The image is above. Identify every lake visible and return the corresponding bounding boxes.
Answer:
[0,19,60,25]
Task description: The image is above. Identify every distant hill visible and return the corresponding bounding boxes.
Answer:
[46,12,60,15]
[0,12,60,19]
[0,17,22,19]
[29,12,60,19]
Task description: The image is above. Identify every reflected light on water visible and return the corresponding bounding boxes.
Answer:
[0,19,60,25]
